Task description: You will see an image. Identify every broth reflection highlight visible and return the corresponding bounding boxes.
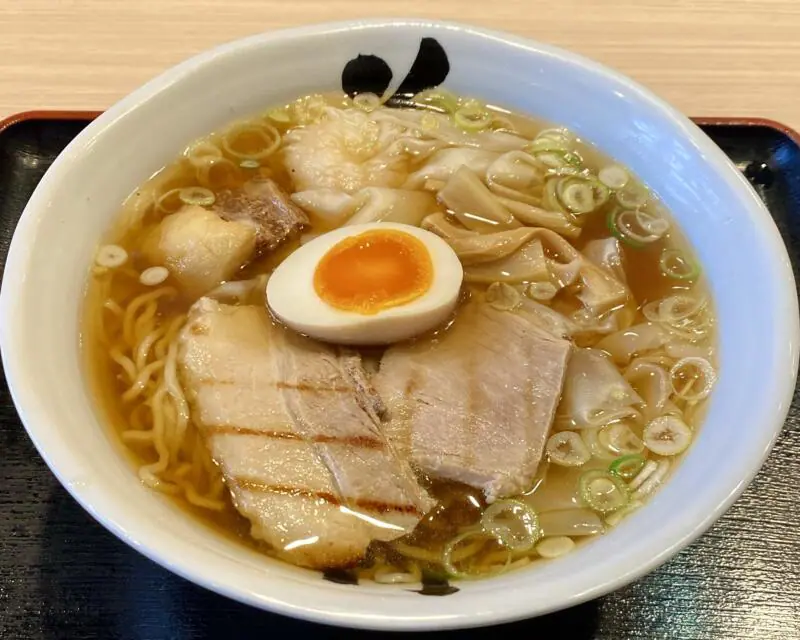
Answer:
[84,90,716,583]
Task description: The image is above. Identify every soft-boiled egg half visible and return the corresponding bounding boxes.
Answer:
[266,222,464,345]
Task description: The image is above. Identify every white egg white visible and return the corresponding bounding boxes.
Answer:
[266,222,464,345]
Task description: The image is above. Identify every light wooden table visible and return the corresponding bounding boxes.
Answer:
[1,0,799,129]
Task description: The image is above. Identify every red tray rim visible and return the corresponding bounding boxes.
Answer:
[1,110,799,146]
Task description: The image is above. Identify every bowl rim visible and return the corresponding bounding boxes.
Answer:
[1,18,798,631]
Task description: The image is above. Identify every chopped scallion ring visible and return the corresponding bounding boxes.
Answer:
[156,188,185,215]
[486,282,521,311]
[533,149,582,169]
[266,107,291,124]
[643,415,692,456]
[526,137,570,153]
[412,88,459,114]
[607,207,669,247]
[95,244,128,269]
[535,536,576,559]
[185,140,223,167]
[526,281,559,302]
[139,266,169,287]
[222,122,281,161]
[636,209,670,237]
[556,176,609,215]
[643,294,707,326]
[604,499,644,527]
[598,165,630,190]
[599,423,645,456]
[442,530,507,580]
[179,186,216,207]
[454,104,493,132]
[420,114,439,131]
[616,184,649,208]
[670,356,717,401]
[628,460,658,491]
[660,248,701,281]
[239,159,260,169]
[546,431,591,467]
[353,92,382,111]
[535,127,574,146]
[578,469,630,513]
[609,454,647,480]
[631,459,671,500]
[480,500,541,552]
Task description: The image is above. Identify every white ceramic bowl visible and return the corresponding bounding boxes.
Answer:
[0,19,797,631]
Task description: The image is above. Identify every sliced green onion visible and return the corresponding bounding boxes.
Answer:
[491,115,516,131]
[609,454,647,480]
[660,248,701,281]
[616,184,649,208]
[607,207,669,247]
[604,499,644,527]
[636,209,670,236]
[535,536,576,559]
[185,140,223,167]
[631,459,671,500]
[556,176,609,215]
[412,88,459,114]
[266,107,291,124]
[544,177,564,213]
[598,165,630,190]
[179,186,216,207]
[480,500,541,552]
[546,431,591,467]
[642,294,707,327]
[533,149,582,169]
[578,469,630,513]
[222,122,281,161]
[486,282,521,311]
[442,530,506,580]
[545,167,584,179]
[580,426,619,461]
[628,460,657,491]
[139,265,169,286]
[643,416,692,456]
[526,137,570,153]
[670,356,716,401]
[535,127,574,146]
[156,188,185,215]
[195,156,241,190]
[353,92,382,111]
[454,103,493,132]
[526,281,559,302]
[95,244,128,269]
[598,423,644,456]
[420,114,439,131]
[239,159,260,169]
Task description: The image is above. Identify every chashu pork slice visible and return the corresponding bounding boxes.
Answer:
[374,299,572,503]
[177,298,434,569]
[214,178,308,253]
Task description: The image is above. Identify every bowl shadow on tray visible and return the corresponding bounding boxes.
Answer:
[37,487,601,639]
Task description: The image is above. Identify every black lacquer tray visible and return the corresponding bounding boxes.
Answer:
[1,113,798,640]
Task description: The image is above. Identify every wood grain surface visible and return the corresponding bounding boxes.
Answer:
[1,1,799,126]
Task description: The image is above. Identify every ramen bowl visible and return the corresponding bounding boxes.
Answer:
[0,19,797,631]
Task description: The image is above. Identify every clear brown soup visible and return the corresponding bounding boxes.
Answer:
[84,91,716,584]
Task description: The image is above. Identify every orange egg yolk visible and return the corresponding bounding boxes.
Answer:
[313,229,433,315]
